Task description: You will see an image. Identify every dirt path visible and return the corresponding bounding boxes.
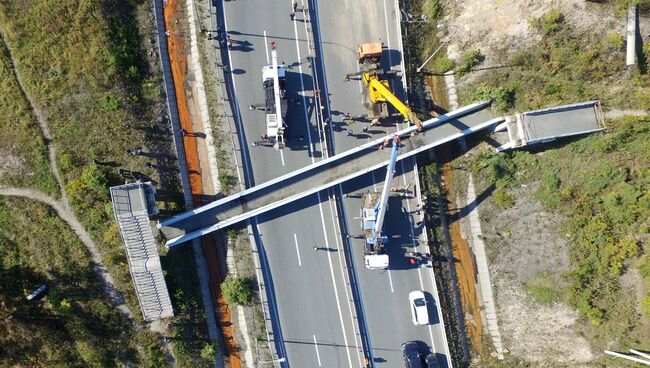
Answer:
[0,31,132,319]
[0,32,70,209]
[0,187,133,318]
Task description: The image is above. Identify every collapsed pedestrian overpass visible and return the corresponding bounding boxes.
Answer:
[159,101,501,248]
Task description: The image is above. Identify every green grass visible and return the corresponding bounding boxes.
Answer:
[161,245,213,368]
[463,115,650,348]
[0,38,57,196]
[0,196,169,367]
[522,271,562,304]
[0,0,212,364]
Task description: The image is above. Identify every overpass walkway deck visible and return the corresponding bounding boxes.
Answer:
[159,100,500,248]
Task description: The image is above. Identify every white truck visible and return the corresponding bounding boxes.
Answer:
[261,43,288,150]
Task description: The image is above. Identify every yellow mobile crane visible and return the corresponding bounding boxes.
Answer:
[344,42,422,131]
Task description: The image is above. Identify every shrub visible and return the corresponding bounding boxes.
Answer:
[530,10,565,36]
[221,276,253,306]
[643,295,650,317]
[200,342,218,362]
[425,0,442,19]
[535,169,562,208]
[493,189,516,208]
[218,174,232,194]
[604,31,624,50]
[470,83,515,113]
[456,49,484,77]
[640,256,650,279]
[430,56,454,74]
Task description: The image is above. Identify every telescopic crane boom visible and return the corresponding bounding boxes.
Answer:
[361,135,401,269]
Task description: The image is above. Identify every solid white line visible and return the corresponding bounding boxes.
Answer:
[317,194,353,367]
[388,266,395,293]
[408,172,436,353]
[294,233,302,267]
[313,334,322,367]
[328,195,363,364]
[292,8,316,161]
[393,0,408,95]
[382,0,392,52]
[264,30,269,63]
[300,0,312,54]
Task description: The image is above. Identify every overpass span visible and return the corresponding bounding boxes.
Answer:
[159,100,500,248]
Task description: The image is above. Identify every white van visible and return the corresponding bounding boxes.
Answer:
[408,290,429,325]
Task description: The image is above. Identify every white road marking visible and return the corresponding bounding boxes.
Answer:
[387,265,395,293]
[393,0,409,94]
[292,7,316,161]
[328,194,364,364]
[300,0,312,54]
[294,233,302,267]
[317,193,353,367]
[222,7,254,182]
[405,168,437,353]
[290,4,355,364]
[264,30,269,63]
[382,0,392,52]
[313,334,322,367]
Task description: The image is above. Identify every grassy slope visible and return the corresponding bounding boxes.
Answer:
[447,6,650,366]
[465,116,650,367]
[0,197,143,367]
[0,38,57,196]
[459,10,650,114]
[0,0,211,366]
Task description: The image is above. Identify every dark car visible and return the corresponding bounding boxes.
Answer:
[401,341,423,368]
[425,353,439,368]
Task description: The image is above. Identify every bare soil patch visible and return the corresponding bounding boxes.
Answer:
[443,0,620,64]
[451,165,595,365]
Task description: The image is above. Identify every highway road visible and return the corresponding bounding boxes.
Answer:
[316,0,453,366]
[217,0,365,366]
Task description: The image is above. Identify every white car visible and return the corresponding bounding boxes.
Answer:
[409,290,429,325]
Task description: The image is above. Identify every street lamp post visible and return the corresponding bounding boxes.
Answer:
[416,23,451,73]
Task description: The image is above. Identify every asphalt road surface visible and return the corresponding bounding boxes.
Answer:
[220,0,364,366]
[316,0,453,366]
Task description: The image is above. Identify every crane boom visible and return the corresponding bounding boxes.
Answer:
[361,135,401,269]
[365,74,422,130]
[371,135,400,242]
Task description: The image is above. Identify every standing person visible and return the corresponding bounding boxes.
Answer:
[290,12,295,21]
[293,1,298,12]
